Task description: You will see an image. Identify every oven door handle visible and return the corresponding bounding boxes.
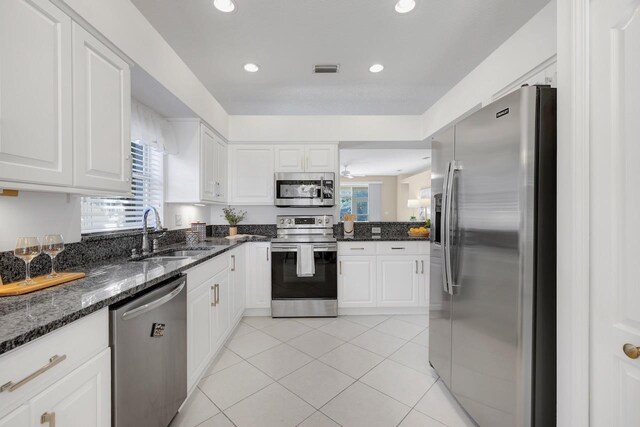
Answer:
[271,244,337,253]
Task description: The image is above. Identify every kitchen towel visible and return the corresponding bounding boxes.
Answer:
[296,244,315,277]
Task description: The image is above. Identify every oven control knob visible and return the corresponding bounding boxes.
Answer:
[286,219,292,225]
[279,219,284,224]
[317,218,322,224]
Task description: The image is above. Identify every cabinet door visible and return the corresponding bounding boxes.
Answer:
[305,145,336,172]
[214,139,228,202]
[338,256,376,308]
[377,256,420,307]
[0,405,28,427]
[245,244,272,309]
[29,349,110,427]
[275,146,305,172]
[230,249,246,323]
[229,145,274,204]
[187,282,214,389]
[212,269,230,350]
[419,255,430,307]
[0,0,72,186]
[72,23,131,193]
[200,125,217,202]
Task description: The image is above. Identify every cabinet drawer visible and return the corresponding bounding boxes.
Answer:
[338,242,376,256]
[186,254,230,290]
[376,241,421,255]
[0,309,108,418]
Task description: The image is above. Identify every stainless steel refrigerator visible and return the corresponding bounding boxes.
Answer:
[429,86,556,427]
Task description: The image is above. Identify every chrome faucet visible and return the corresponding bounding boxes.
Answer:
[142,207,163,254]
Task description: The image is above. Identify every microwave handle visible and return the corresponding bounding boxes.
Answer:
[320,177,324,203]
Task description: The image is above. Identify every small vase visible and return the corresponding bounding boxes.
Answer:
[229,226,238,236]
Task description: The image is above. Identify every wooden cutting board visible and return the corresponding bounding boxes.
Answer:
[0,272,86,296]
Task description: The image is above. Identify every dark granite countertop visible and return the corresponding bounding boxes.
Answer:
[0,236,269,355]
[336,236,430,242]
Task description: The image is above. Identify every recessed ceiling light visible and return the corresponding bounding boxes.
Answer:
[395,0,416,14]
[369,64,384,73]
[243,63,260,73]
[213,0,235,13]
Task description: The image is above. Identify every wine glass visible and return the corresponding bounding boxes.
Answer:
[14,237,41,285]
[43,235,64,278]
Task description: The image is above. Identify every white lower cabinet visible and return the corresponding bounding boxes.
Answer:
[377,256,420,307]
[229,247,246,324]
[212,268,230,350]
[338,242,429,309]
[245,243,272,309]
[187,279,214,389]
[29,349,111,427]
[338,256,377,307]
[0,406,28,427]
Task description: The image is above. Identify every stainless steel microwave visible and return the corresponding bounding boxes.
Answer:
[274,172,335,207]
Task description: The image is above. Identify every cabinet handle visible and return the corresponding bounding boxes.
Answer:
[350,248,365,251]
[41,412,55,427]
[421,260,425,274]
[415,260,419,274]
[339,260,342,275]
[215,284,220,304]
[1,354,67,393]
[266,248,270,261]
[391,247,406,250]
[211,285,216,306]
[231,255,236,271]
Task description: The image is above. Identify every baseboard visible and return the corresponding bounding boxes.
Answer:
[243,308,271,317]
[338,307,428,316]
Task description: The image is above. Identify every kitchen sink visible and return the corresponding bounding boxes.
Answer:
[142,256,192,262]
[160,249,212,257]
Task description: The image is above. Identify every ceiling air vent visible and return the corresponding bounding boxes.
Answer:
[314,64,339,74]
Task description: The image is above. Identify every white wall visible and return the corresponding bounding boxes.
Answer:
[58,0,229,138]
[229,115,423,142]
[164,203,212,230]
[421,0,557,138]
[0,192,81,252]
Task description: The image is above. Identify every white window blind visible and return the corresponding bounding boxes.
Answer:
[81,142,164,233]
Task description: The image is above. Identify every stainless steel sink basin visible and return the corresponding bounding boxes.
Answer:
[161,250,211,257]
[143,256,192,262]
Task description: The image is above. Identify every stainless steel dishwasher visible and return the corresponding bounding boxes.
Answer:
[110,274,187,427]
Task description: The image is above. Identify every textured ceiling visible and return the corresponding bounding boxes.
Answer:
[340,149,431,176]
[131,0,550,115]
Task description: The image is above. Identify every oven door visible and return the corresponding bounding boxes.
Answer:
[271,244,338,300]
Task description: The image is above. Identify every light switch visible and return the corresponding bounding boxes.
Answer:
[372,227,381,234]
[175,214,183,227]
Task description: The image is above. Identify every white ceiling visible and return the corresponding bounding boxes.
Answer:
[340,148,431,176]
[131,0,550,115]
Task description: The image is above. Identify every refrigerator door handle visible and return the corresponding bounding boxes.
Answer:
[444,161,460,295]
[441,162,451,294]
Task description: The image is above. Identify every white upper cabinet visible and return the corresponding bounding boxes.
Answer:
[72,23,131,193]
[166,120,227,204]
[229,145,275,205]
[274,144,337,173]
[0,0,73,187]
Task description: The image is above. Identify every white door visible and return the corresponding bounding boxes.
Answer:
[0,405,28,427]
[187,282,213,389]
[29,349,110,427]
[72,23,131,193]
[377,256,420,307]
[590,1,640,424]
[214,139,228,202]
[305,145,336,172]
[231,248,246,322]
[246,243,272,309]
[275,146,305,172]
[212,269,230,350]
[338,256,377,308]
[229,145,275,204]
[0,0,72,186]
[200,126,217,202]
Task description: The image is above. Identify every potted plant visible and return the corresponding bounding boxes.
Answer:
[222,206,247,236]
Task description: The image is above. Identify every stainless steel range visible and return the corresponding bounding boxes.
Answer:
[271,215,337,317]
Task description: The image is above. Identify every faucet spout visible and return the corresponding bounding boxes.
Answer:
[142,207,163,254]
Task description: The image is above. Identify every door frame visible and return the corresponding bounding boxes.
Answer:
[557,0,591,425]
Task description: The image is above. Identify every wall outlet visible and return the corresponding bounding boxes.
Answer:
[175,213,183,227]
[371,227,381,234]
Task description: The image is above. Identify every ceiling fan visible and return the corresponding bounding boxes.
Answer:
[340,165,364,179]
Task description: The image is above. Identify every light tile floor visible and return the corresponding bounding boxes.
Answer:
[171,315,476,427]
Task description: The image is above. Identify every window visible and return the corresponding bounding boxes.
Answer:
[81,142,164,233]
[340,185,369,222]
